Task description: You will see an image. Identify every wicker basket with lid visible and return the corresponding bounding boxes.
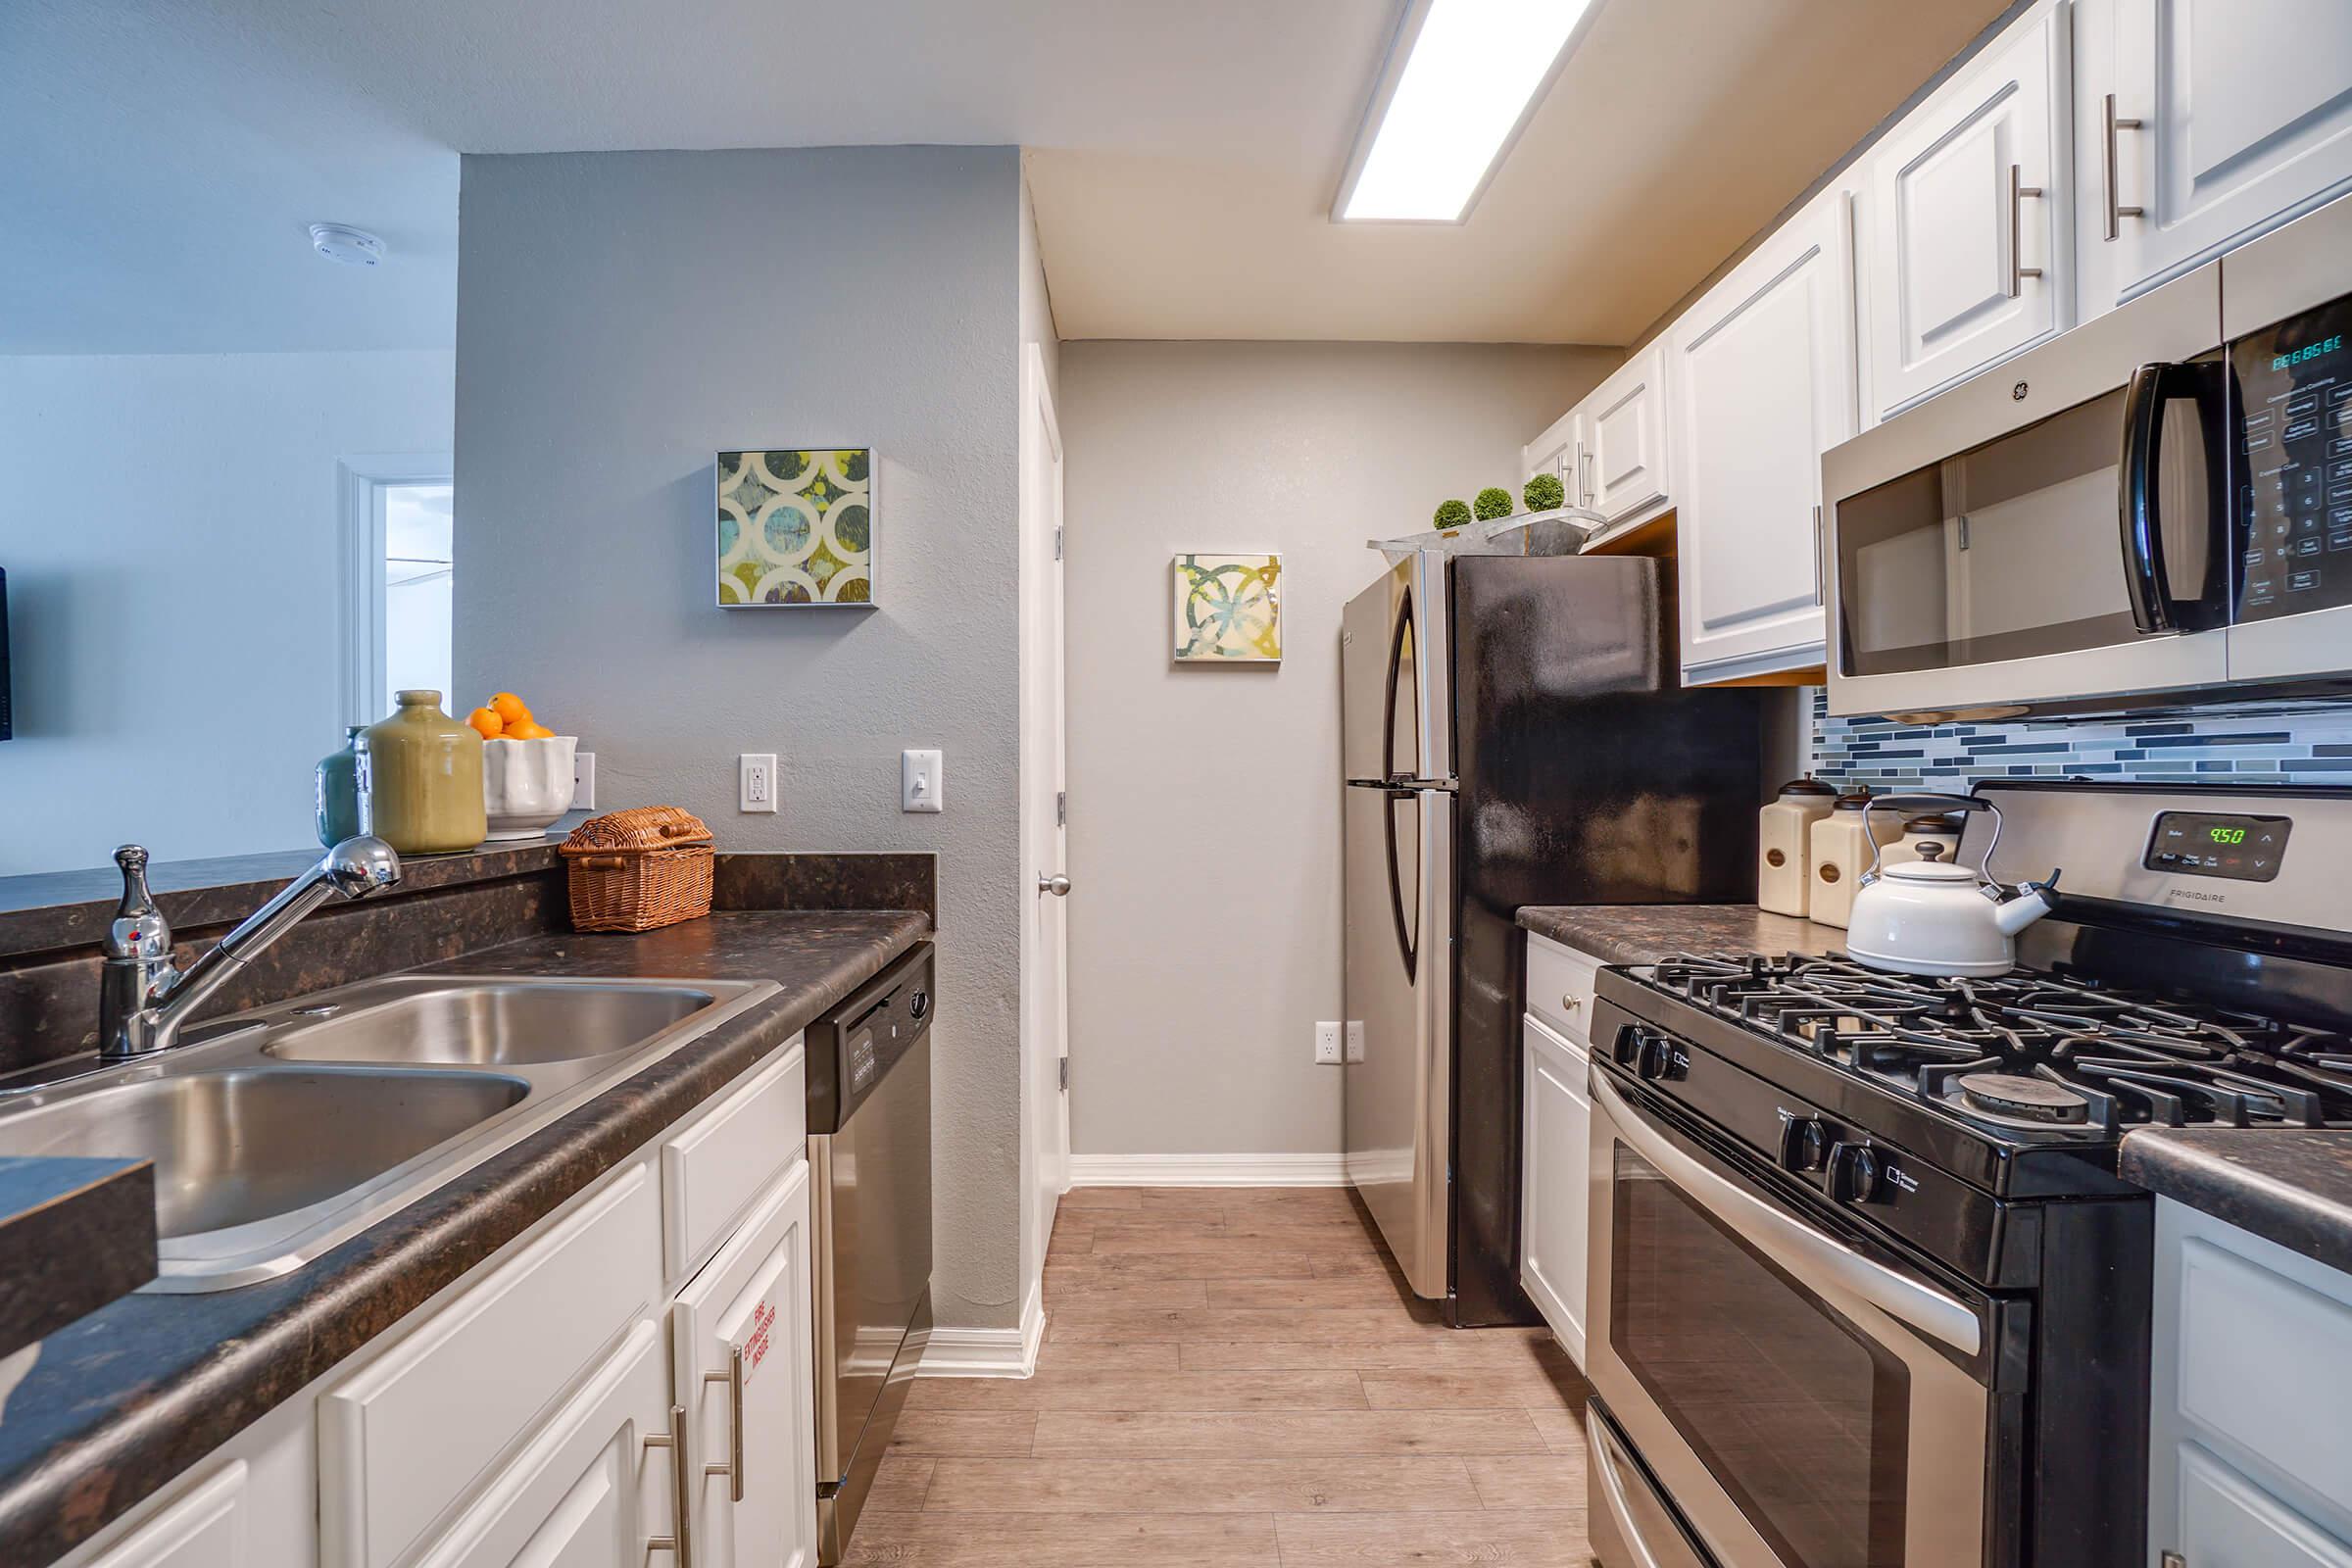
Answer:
[559,806,714,932]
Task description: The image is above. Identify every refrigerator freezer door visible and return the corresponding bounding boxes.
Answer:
[1343,779,1452,1299]
[1342,553,1450,784]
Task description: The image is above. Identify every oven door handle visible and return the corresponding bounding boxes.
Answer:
[1593,1072,1983,1356]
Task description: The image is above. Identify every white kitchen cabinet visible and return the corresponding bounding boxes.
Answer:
[1671,187,1857,681]
[1523,405,1580,496]
[412,1320,677,1568]
[2149,1198,2352,1564]
[1862,4,2071,418]
[671,1160,818,1568]
[78,1464,249,1568]
[1581,343,1672,526]
[2087,0,2352,308]
[1521,1005,1592,1369]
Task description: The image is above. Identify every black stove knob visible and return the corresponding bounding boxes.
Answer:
[1776,1116,1831,1174]
[1611,1024,1646,1068]
[1828,1142,1886,1204]
[1636,1033,1676,1081]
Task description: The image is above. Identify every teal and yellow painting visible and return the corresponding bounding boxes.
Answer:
[717,448,873,607]
[1172,553,1282,662]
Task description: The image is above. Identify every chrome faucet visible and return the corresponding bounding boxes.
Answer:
[100,838,402,1060]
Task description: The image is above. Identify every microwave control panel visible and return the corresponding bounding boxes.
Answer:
[2233,292,2352,620]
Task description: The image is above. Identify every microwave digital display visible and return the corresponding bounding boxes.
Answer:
[2232,293,2352,623]
[2144,811,2290,882]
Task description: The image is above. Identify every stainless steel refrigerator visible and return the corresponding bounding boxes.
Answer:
[1342,550,1761,1327]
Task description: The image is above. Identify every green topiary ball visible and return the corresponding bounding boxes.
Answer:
[1523,471,1566,513]
[1473,487,1514,521]
[1433,498,1473,528]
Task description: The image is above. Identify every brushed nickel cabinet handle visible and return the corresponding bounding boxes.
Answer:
[644,1402,694,1564]
[2009,165,2044,296]
[2104,94,2144,241]
[1561,994,1583,1013]
[704,1348,745,1503]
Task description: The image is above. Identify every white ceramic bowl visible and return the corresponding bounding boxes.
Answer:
[482,735,577,841]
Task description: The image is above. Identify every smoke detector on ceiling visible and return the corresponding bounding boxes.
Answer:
[308,223,385,267]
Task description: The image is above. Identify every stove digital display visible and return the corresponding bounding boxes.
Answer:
[2144,811,2291,881]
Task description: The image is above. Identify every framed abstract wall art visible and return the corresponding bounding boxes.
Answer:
[1172,553,1282,663]
[716,448,874,607]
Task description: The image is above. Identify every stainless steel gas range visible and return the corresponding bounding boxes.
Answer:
[1579,781,2352,1568]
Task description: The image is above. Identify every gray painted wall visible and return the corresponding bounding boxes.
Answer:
[1058,341,1616,1157]
[0,349,454,875]
[452,146,1028,1330]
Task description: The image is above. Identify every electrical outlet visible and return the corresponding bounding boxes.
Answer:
[1345,1020,1365,1063]
[1314,1021,1343,1065]
[571,751,596,810]
[739,753,777,813]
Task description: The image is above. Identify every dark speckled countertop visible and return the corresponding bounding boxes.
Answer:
[1517,904,1849,965]
[2122,1128,2352,1276]
[0,909,925,1566]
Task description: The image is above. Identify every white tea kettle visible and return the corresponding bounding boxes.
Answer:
[1843,794,2061,977]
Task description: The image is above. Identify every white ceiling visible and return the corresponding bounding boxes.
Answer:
[2,0,2006,355]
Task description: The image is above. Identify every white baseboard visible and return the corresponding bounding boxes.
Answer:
[921,1285,1046,1379]
[1066,1152,1350,1188]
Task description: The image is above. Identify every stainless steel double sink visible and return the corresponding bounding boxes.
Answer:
[0,974,776,1291]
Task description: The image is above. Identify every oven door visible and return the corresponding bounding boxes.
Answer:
[1822,263,2229,720]
[1586,1069,1993,1568]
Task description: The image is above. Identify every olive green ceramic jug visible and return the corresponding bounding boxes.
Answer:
[364,691,486,854]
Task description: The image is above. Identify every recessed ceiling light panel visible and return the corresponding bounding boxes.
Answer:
[1335,0,1597,223]
[309,223,385,266]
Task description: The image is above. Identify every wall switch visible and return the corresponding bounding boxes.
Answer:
[1345,1020,1365,1063]
[739,753,778,813]
[571,752,596,811]
[1314,1021,1344,1065]
[902,749,944,813]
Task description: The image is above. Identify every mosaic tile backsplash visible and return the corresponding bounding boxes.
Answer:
[1808,691,2352,792]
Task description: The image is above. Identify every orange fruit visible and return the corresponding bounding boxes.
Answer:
[506,719,555,740]
[489,692,533,726]
[465,707,504,740]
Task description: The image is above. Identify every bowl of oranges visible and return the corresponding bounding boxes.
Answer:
[467,693,577,841]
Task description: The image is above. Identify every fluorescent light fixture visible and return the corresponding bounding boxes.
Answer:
[1336,0,1597,223]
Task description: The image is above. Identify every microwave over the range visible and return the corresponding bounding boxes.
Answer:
[1823,192,2352,720]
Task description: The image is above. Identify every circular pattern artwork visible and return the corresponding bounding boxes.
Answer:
[1172,554,1282,662]
[717,448,873,606]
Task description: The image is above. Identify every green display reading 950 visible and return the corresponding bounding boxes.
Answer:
[2144,812,2291,882]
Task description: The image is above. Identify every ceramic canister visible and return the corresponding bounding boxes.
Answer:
[364,690,487,854]
[1881,811,1964,869]
[1807,786,1901,930]
[1759,776,1836,917]
[315,726,371,848]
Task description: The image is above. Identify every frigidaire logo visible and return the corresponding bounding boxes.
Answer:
[2166,887,2228,905]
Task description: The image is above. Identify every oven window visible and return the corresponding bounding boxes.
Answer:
[1613,1148,1911,1567]
[1835,385,2211,676]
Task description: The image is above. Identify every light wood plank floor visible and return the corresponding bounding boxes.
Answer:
[854,1186,1594,1566]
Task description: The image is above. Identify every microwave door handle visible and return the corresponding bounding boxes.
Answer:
[2120,360,2217,634]
[1592,1072,1983,1355]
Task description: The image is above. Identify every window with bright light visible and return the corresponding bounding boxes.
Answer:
[383,482,453,713]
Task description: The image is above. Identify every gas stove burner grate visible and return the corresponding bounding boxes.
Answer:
[1638,952,2352,1135]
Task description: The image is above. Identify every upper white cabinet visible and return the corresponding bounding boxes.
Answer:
[1522,406,1579,495]
[1862,5,2072,418]
[1582,343,1672,525]
[2090,0,2352,306]
[1671,188,1856,681]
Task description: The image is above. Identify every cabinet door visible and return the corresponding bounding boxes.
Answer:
[1520,1014,1591,1369]
[2103,0,2352,299]
[1864,7,2069,417]
[672,1159,818,1568]
[1673,191,1856,680]
[1586,344,1672,524]
[1523,405,1583,495]
[413,1319,676,1568]
[84,1464,247,1568]
[2173,1443,2352,1568]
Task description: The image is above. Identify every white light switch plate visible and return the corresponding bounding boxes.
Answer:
[902,749,943,812]
[572,751,596,810]
[739,753,777,813]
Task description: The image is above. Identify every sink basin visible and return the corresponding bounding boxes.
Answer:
[0,1067,527,1238]
[262,980,718,1067]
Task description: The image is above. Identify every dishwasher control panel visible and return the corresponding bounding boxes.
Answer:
[805,941,935,1134]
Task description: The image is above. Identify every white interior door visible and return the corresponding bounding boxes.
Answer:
[1019,343,1071,1305]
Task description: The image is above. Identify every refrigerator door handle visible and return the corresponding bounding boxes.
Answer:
[1384,785,1416,981]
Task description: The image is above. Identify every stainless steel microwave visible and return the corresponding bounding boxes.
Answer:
[1824,193,2352,720]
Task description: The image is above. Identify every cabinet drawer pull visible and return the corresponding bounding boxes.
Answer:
[645,1402,694,1565]
[2103,94,2144,241]
[2008,165,2043,297]
[704,1347,745,1502]
[1561,994,1583,1013]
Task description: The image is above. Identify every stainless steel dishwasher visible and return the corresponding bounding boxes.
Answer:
[805,941,933,1564]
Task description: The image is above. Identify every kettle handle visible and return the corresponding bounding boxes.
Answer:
[1859,794,2005,887]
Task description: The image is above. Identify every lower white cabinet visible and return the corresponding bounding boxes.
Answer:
[1520,1009,1592,1368]
[2150,1198,2352,1565]
[672,1159,819,1568]
[80,1464,249,1568]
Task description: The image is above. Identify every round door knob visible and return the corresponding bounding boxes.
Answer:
[1038,873,1073,897]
